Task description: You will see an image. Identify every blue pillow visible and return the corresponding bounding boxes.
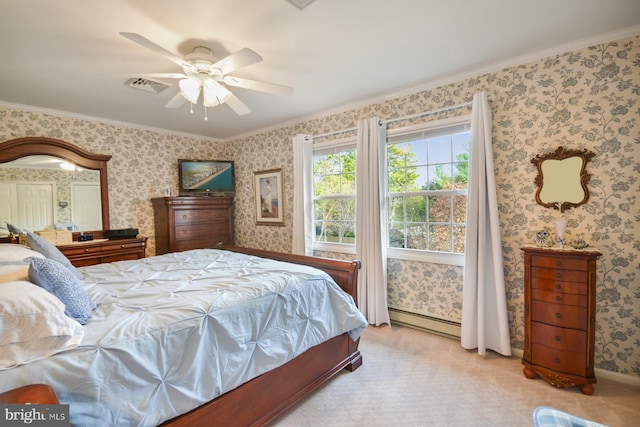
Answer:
[26,231,82,279]
[6,222,23,234]
[27,257,96,325]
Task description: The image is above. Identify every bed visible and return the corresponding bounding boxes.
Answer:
[0,243,367,426]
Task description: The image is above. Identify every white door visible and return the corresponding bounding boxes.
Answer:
[71,182,102,230]
[17,183,54,231]
[0,182,18,229]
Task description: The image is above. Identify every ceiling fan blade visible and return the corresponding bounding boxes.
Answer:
[137,72,187,79]
[212,48,262,75]
[221,76,293,97]
[165,91,187,109]
[120,32,190,68]
[224,92,251,116]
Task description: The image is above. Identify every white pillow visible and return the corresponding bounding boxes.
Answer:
[0,280,84,370]
[0,243,45,263]
[0,244,46,283]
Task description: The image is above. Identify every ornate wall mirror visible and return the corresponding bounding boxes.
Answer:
[0,137,111,233]
[531,146,595,212]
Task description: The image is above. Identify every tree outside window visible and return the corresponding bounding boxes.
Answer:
[388,125,470,254]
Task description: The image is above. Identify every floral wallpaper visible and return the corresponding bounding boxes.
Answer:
[0,33,638,378]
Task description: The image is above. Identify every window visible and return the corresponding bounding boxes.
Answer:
[386,117,471,263]
[312,139,356,250]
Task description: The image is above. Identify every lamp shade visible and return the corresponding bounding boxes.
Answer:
[203,79,231,107]
[178,77,201,104]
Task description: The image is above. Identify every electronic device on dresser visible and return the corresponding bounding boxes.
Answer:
[152,196,233,254]
[521,245,601,395]
[105,228,139,239]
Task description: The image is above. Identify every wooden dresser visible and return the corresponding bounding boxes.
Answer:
[152,196,233,255]
[57,237,147,267]
[521,245,601,395]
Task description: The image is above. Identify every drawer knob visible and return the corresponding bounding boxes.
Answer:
[555,357,561,364]
[555,336,561,342]
[183,214,187,219]
[555,296,562,302]
[555,261,562,267]
[555,313,562,319]
[555,273,562,279]
[84,248,89,252]
[121,244,125,248]
[555,284,562,290]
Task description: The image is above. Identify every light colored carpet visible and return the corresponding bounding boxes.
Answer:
[273,325,640,427]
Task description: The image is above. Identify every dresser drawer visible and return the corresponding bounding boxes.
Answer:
[101,252,143,263]
[174,209,219,225]
[531,300,587,329]
[60,245,102,256]
[531,343,587,376]
[531,277,587,295]
[58,237,147,267]
[532,288,587,307]
[532,267,588,283]
[174,235,231,252]
[531,321,587,352]
[532,255,588,271]
[101,241,145,252]
[174,223,230,241]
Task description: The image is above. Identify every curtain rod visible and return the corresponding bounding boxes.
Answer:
[308,96,488,138]
[380,100,473,126]
[308,126,358,140]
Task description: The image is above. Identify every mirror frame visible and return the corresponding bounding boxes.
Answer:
[531,146,595,213]
[0,137,112,231]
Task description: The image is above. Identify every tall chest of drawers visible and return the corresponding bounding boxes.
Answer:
[152,196,233,255]
[521,245,601,395]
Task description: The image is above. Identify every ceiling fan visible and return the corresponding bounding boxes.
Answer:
[120,32,293,116]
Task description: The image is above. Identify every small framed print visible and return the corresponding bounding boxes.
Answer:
[253,168,284,225]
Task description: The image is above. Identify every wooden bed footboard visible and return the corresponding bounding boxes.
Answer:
[222,246,361,301]
[163,246,363,427]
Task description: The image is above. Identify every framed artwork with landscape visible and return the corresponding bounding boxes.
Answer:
[253,169,284,225]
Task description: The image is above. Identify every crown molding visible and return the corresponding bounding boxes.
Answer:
[0,101,221,143]
[227,25,640,142]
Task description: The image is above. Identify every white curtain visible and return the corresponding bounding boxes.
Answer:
[461,91,511,356]
[356,117,390,326]
[292,134,314,256]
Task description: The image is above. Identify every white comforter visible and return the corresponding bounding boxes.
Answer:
[0,249,367,426]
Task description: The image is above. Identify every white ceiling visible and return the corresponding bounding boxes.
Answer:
[1,0,639,141]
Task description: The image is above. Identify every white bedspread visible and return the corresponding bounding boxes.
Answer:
[0,249,367,426]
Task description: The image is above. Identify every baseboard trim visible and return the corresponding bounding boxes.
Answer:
[509,347,640,387]
[390,310,640,387]
[389,308,461,339]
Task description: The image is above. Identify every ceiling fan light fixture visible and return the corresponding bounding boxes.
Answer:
[178,77,201,104]
[203,78,231,107]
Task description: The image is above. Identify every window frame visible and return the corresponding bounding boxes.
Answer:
[311,136,357,255]
[385,115,472,266]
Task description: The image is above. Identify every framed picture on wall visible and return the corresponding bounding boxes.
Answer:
[253,169,284,225]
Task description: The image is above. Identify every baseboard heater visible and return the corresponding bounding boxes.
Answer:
[389,308,461,339]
